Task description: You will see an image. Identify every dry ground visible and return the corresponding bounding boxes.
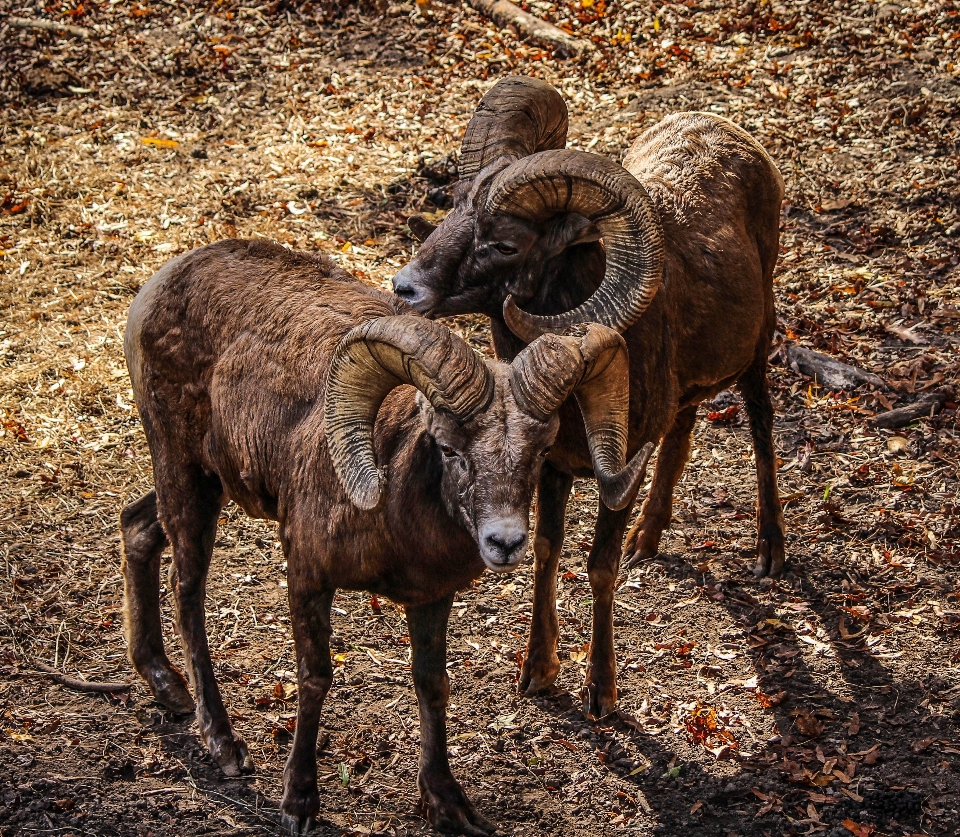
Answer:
[1,1,960,836]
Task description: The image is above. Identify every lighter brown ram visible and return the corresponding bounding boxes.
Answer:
[120,238,651,834]
[393,77,786,718]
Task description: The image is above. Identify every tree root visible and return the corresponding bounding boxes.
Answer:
[786,344,886,391]
[870,393,947,429]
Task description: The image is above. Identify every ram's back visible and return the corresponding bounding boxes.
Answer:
[623,112,783,226]
[622,112,784,404]
[124,239,406,518]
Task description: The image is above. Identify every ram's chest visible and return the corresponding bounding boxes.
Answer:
[285,513,483,606]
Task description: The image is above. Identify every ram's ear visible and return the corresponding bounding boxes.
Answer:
[408,214,438,243]
[543,213,602,258]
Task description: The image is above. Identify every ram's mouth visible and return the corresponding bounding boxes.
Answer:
[480,550,527,573]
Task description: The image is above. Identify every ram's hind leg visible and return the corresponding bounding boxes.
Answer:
[162,467,252,776]
[121,490,194,713]
[623,404,698,569]
[519,462,573,696]
[738,351,786,577]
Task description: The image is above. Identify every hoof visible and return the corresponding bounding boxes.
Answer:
[622,546,657,572]
[581,676,617,720]
[420,777,497,836]
[281,781,319,835]
[752,534,785,579]
[209,733,254,777]
[280,814,315,835]
[518,656,560,696]
[143,664,195,714]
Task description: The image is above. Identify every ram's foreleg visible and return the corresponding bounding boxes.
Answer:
[281,568,335,836]
[410,594,495,836]
[623,405,698,568]
[582,502,633,719]
[519,462,573,696]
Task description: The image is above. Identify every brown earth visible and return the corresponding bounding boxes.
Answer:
[1,1,959,836]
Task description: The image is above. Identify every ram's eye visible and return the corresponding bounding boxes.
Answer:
[439,445,456,457]
[540,447,552,458]
[495,242,518,255]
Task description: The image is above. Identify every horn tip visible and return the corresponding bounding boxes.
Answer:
[600,442,655,512]
[503,295,546,344]
[348,469,386,511]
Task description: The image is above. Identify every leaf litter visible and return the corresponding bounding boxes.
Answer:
[1,0,960,835]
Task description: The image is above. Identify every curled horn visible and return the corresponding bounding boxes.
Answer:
[488,149,664,340]
[325,316,493,510]
[510,324,654,511]
[459,76,569,181]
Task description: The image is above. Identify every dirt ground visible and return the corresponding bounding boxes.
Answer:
[2,1,960,835]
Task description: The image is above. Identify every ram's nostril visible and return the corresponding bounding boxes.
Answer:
[479,518,527,567]
[485,532,525,555]
[392,264,417,298]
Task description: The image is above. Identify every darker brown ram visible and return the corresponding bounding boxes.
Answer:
[120,238,651,834]
[393,77,786,718]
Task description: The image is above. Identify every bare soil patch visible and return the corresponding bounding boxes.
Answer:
[1,2,959,836]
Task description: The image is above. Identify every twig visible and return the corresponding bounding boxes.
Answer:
[8,16,90,39]
[870,393,947,429]
[30,661,131,694]
[140,787,184,797]
[464,0,593,57]
[174,758,279,827]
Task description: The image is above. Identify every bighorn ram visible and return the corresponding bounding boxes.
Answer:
[393,77,786,718]
[121,238,651,834]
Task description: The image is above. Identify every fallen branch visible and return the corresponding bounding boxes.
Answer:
[786,345,886,391]
[8,16,91,39]
[465,0,593,57]
[870,393,947,429]
[31,661,131,694]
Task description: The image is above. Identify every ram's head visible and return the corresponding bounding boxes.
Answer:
[393,76,664,342]
[325,317,653,571]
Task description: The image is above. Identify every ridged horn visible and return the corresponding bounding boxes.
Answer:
[488,149,664,341]
[509,324,654,511]
[459,77,568,181]
[325,316,493,510]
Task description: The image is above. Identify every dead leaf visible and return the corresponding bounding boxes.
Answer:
[707,405,740,422]
[841,819,875,837]
[792,708,824,739]
[886,436,909,453]
[140,137,179,148]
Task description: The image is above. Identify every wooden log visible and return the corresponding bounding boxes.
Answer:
[8,16,91,39]
[465,0,593,57]
[786,345,886,391]
[870,394,947,429]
